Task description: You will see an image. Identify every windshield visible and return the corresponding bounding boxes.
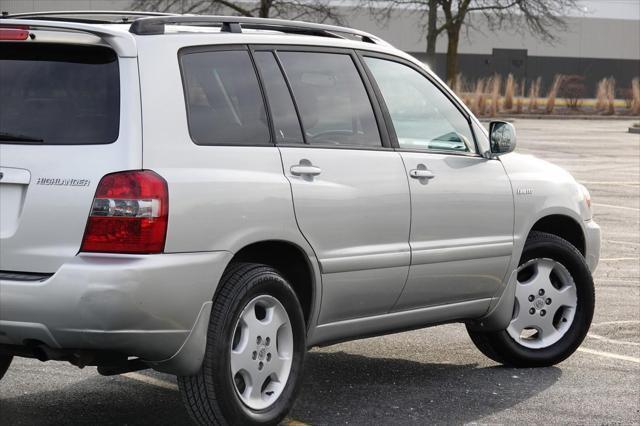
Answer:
[0,43,120,145]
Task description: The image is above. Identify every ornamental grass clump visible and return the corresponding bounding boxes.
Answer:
[449,73,463,95]
[605,77,616,115]
[472,78,486,116]
[527,77,541,113]
[488,74,501,116]
[515,80,524,113]
[595,78,608,112]
[545,74,564,114]
[632,78,640,115]
[504,74,515,110]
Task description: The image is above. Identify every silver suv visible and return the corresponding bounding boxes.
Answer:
[0,12,600,425]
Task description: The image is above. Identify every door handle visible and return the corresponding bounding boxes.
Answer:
[409,169,435,179]
[290,164,322,177]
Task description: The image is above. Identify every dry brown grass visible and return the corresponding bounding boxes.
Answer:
[527,77,541,113]
[454,74,634,117]
[632,78,640,115]
[504,74,515,110]
[472,78,486,116]
[605,77,616,115]
[514,79,525,113]
[449,73,464,95]
[488,74,502,116]
[595,78,608,111]
[545,74,564,114]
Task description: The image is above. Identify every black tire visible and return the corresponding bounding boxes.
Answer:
[179,263,306,426]
[0,355,12,381]
[466,231,595,367]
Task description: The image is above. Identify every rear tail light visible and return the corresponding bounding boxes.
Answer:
[0,25,30,40]
[81,170,169,254]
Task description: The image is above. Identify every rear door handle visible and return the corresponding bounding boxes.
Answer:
[409,169,435,179]
[290,165,322,177]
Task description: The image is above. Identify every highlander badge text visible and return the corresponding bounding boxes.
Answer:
[36,177,90,187]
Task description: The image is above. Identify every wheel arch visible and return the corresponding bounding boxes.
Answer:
[229,240,318,327]
[470,212,587,334]
[528,214,586,255]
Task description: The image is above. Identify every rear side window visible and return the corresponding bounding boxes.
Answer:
[0,43,119,145]
[277,52,381,148]
[181,50,270,146]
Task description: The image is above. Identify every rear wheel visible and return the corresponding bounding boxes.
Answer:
[467,231,595,367]
[0,355,12,381]
[179,263,306,425]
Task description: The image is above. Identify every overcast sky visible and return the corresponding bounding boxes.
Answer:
[575,0,640,20]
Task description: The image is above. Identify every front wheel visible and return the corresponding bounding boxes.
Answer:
[467,231,595,367]
[179,263,306,425]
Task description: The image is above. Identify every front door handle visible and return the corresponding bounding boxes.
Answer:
[290,163,322,177]
[409,169,435,179]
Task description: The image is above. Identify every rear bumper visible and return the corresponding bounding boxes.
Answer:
[0,251,231,364]
[584,219,601,272]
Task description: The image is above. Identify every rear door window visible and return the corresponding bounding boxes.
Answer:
[0,43,120,145]
[180,49,270,146]
[253,51,304,144]
[277,51,382,148]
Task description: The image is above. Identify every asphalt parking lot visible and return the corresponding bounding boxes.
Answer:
[1,119,638,425]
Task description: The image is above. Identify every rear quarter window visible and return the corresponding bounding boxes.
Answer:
[0,43,120,145]
[180,49,270,146]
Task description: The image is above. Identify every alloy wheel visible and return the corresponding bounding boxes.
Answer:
[507,258,578,349]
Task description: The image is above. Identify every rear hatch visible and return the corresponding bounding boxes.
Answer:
[0,39,140,273]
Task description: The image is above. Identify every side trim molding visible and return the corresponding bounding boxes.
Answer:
[308,297,491,347]
[320,250,410,274]
[412,241,513,266]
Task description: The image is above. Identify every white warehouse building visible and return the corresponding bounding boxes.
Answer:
[1,0,639,92]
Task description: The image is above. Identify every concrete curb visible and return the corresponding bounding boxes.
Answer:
[480,115,639,121]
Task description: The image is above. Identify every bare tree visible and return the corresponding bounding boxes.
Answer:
[130,0,344,24]
[425,0,438,66]
[370,0,577,81]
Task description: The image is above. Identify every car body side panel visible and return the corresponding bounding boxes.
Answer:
[484,152,598,315]
[135,37,326,338]
[279,148,411,324]
[136,39,307,254]
[394,153,514,311]
[500,152,591,262]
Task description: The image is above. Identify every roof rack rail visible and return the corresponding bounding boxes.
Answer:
[128,15,391,46]
[1,10,178,24]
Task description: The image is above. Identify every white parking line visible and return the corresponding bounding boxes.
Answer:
[595,278,640,284]
[593,203,640,212]
[588,333,640,347]
[577,347,640,364]
[599,257,639,261]
[604,240,640,247]
[592,320,640,327]
[122,372,179,391]
[580,181,640,186]
[122,373,310,425]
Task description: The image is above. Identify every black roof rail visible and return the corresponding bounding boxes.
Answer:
[128,15,390,46]
[1,10,178,24]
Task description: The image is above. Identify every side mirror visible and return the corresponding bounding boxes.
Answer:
[489,121,516,156]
